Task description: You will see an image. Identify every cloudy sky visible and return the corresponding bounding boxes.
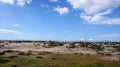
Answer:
[0,0,120,41]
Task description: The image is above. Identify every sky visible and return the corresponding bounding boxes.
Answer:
[0,0,120,41]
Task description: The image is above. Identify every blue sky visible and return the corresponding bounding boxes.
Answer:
[0,0,120,41]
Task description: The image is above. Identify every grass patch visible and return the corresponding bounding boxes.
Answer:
[0,57,11,64]
[0,53,120,67]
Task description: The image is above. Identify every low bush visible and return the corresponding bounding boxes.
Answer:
[18,52,25,55]
[38,51,52,55]
[4,50,14,53]
[18,52,32,56]
[0,52,5,55]
[51,57,57,60]
[36,56,44,58]
[11,64,18,67]
[8,56,17,59]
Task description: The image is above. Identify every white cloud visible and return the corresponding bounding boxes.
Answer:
[54,7,69,15]
[97,34,120,38]
[0,0,32,6]
[65,30,69,33]
[67,0,120,24]
[12,24,20,27]
[49,0,58,2]
[0,29,22,40]
[0,0,14,5]
[17,0,32,6]
[80,11,120,24]
[80,38,85,41]
[41,4,49,8]
[88,38,93,41]
[0,29,20,34]
[67,0,120,14]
